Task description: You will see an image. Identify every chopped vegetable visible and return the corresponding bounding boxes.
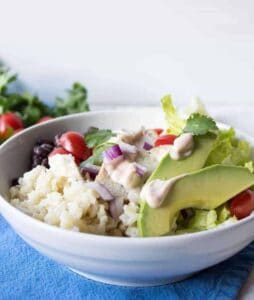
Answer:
[85,127,115,148]
[58,131,91,160]
[85,142,116,166]
[161,95,186,135]
[216,204,231,223]
[230,189,254,219]
[84,182,114,201]
[143,142,153,150]
[103,144,123,161]
[154,134,177,147]
[187,209,217,230]
[245,161,254,173]
[206,128,251,167]
[183,113,218,136]
[80,162,100,179]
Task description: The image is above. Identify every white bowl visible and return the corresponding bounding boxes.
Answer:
[0,109,254,287]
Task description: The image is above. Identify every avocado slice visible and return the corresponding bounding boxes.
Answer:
[138,134,216,236]
[148,134,216,182]
[139,165,254,237]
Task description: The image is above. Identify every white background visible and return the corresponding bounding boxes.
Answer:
[1,0,254,105]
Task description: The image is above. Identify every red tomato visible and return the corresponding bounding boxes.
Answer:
[58,131,91,160]
[37,116,53,124]
[155,134,177,147]
[49,147,70,157]
[0,112,23,139]
[49,147,81,164]
[230,189,254,219]
[153,128,163,135]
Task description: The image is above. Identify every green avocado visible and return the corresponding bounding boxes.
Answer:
[148,134,216,182]
[138,134,216,237]
[139,165,254,237]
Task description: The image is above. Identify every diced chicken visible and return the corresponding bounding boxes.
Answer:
[119,128,144,145]
[95,165,127,200]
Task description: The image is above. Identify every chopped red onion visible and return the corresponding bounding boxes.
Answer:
[143,142,153,151]
[135,163,147,177]
[119,142,137,154]
[85,182,114,201]
[109,197,124,219]
[103,144,123,162]
[80,163,100,179]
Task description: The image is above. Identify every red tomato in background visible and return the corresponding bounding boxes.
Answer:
[49,147,81,164]
[37,116,54,124]
[154,134,177,147]
[0,112,23,139]
[58,131,91,160]
[230,189,254,219]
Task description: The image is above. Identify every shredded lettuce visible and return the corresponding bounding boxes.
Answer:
[187,209,217,230]
[205,128,252,167]
[161,95,186,135]
[176,205,235,234]
[216,204,231,223]
[245,161,254,173]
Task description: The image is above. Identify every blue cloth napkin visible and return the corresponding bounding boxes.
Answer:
[1,215,254,300]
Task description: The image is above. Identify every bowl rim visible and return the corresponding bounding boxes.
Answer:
[1,109,254,245]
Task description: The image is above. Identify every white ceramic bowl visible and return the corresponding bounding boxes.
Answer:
[1,109,254,287]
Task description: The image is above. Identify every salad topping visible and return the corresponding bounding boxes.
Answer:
[168,133,194,160]
[9,95,254,238]
[140,174,186,208]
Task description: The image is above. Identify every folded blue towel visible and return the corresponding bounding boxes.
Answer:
[0,215,253,300]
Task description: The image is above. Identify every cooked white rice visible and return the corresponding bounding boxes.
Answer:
[10,154,139,237]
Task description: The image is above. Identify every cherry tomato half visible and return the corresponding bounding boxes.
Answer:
[230,189,254,219]
[49,147,81,164]
[154,134,177,147]
[58,131,91,160]
[37,116,54,124]
[0,112,23,139]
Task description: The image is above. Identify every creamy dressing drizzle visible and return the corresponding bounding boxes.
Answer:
[140,174,186,208]
[104,157,144,191]
[169,133,194,160]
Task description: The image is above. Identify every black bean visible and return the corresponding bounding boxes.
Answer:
[11,178,19,186]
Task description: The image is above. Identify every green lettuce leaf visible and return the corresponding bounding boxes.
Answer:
[161,95,186,135]
[205,128,251,167]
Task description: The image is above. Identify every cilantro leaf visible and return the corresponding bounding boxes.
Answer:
[53,82,89,117]
[83,142,115,166]
[85,127,115,148]
[183,113,218,135]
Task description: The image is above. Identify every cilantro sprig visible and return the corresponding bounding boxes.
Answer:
[0,65,90,127]
[183,113,218,136]
[85,127,115,148]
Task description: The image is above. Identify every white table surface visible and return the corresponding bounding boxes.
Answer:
[93,104,254,299]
